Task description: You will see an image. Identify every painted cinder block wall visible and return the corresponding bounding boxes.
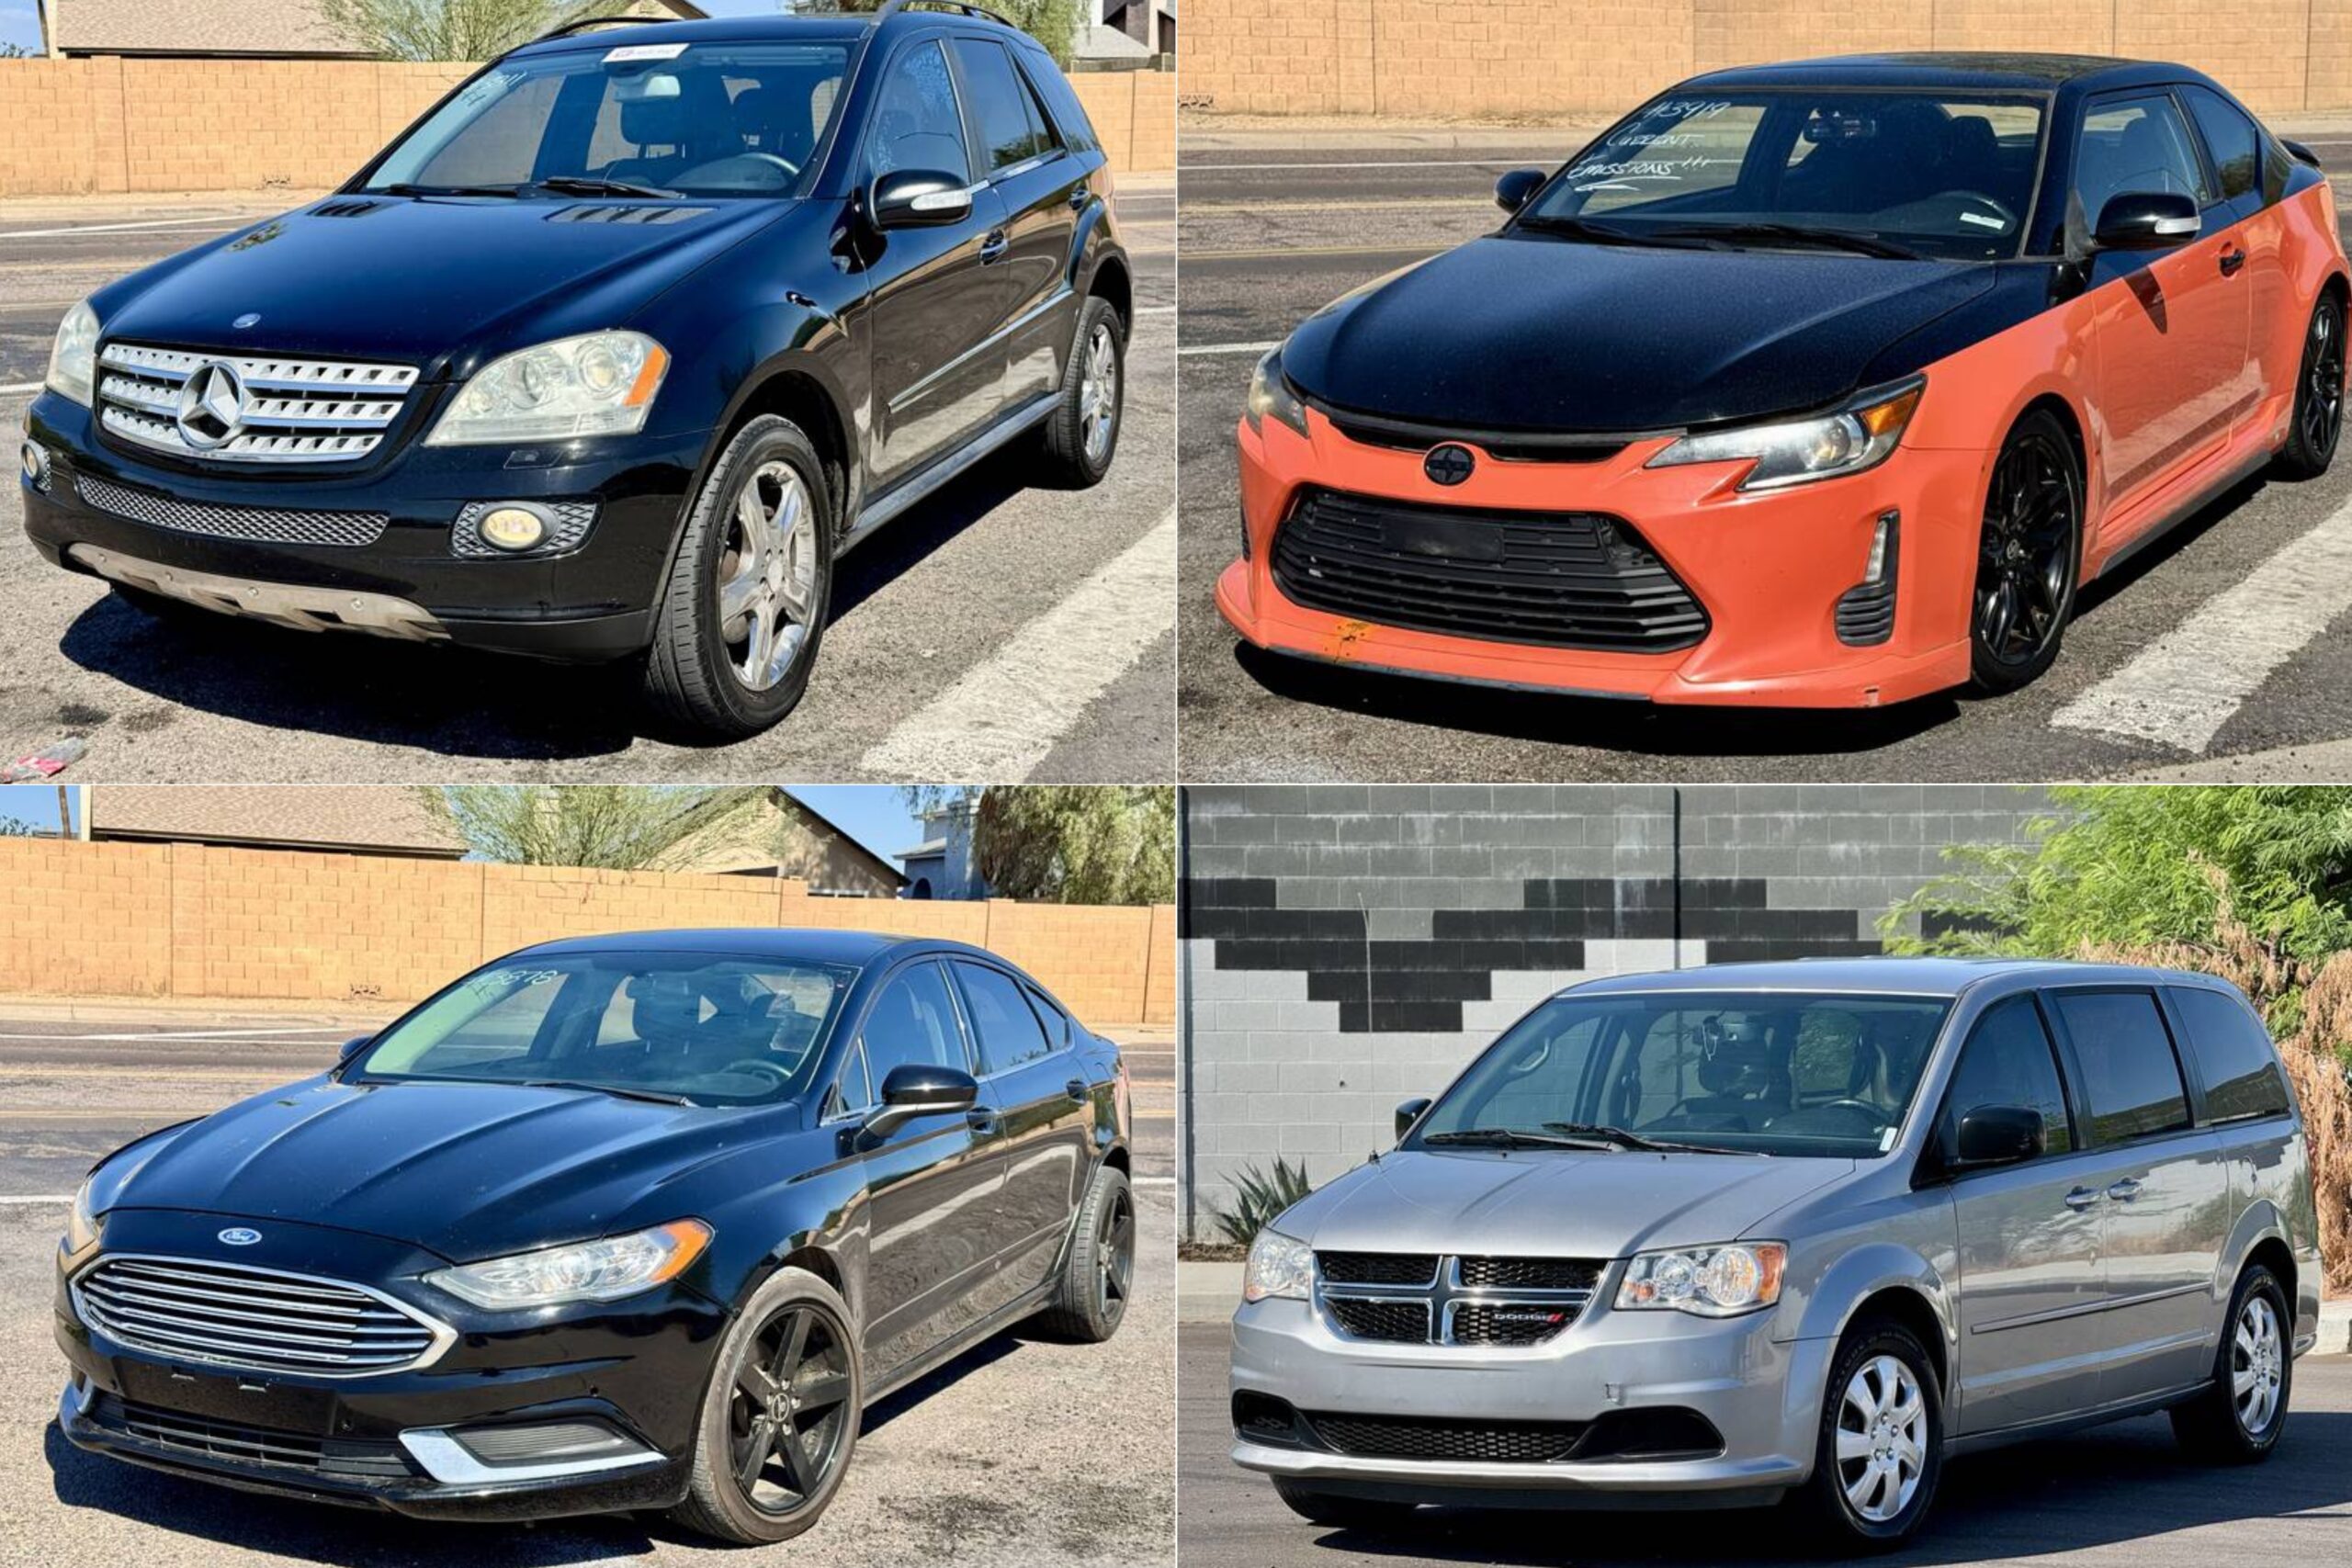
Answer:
[1178,784,2052,1240]
[1180,0,2349,119]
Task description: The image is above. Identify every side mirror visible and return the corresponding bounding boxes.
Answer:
[338,1035,372,1064]
[1494,167,1546,214]
[1950,1104,2044,1170]
[870,168,972,231]
[2090,190,2199,252]
[865,1062,978,1139]
[1396,1096,1433,1140]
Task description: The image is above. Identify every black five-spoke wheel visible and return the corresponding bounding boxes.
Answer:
[729,1301,854,1515]
[1969,410,2082,694]
[1095,1179,1136,1326]
[2279,293,2346,479]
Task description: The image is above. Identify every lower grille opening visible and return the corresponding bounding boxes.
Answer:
[1576,1406,1726,1462]
[1304,1411,1591,1463]
[91,1393,418,1480]
[1233,1391,1309,1448]
[1272,488,1708,653]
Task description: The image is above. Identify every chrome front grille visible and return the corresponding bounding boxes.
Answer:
[73,1254,453,1377]
[74,472,390,547]
[96,343,420,465]
[1316,1251,1600,1348]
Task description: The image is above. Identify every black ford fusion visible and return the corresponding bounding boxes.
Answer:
[54,930,1136,1544]
[20,3,1129,739]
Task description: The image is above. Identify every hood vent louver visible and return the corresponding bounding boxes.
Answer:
[311,199,385,218]
[549,204,712,226]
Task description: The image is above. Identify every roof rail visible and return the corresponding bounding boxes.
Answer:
[873,0,1018,28]
[530,14,660,44]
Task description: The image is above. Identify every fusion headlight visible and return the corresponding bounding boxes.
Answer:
[62,1173,101,1258]
[1242,1227,1313,1303]
[1616,1241,1786,1317]
[1647,378,1924,491]
[1244,349,1310,440]
[426,330,670,446]
[424,1219,710,1310]
[46,299,100,408]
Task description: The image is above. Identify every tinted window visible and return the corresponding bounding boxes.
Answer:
[952,38,1050,171]
[868,39,970,182]
[1020,47,1100,154]
[955,962,1055,1073]
[1026,987,1072,1049]
[2051,990,2190,1143]
[2170,987,2292,1122]
[2075,94,2210,226]
[862,962,967,1087]
[2183,85,2260,202]
[1941,996,2072,1157]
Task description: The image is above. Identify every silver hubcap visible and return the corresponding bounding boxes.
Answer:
[2234,1294,2285,1435]
[1836,1354,1927,1524]
[1080,321,1119,465]
[716,460,818,693]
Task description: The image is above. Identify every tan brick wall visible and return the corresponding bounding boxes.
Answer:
[0,840,1174,1025]
[0,57,1167,198]
[1183,0,2352,119]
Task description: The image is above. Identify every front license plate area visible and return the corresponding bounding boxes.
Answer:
[113,1359,337,1434]
[1382,513,1505,563]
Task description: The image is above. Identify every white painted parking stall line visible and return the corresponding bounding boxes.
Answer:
[0,217,253,240]
[0,382,41,396]
[2052,492,2352,752]
[859,507,1177,781]
[1178,341,1280,358]
[0,1196,73,1205]
[0,1025,353,1041]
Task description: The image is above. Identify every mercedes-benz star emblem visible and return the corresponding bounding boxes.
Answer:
[217,1227,263,1247]
[1423,444,1476,486]
[175,361,248,451]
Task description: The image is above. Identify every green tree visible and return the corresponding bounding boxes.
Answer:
[822,0,1081,66]
[424,785,767,869]
[316,0,613,62]
[903,785,1173,904]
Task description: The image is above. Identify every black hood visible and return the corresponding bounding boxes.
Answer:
[1283,233,1998,434]
[90,1076,808,1262]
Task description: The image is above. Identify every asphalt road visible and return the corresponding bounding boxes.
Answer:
[1176,134,2352,783]
[0,1010,1177,1568]
[1177,1322,2352,1568]
[0,187,1176,784]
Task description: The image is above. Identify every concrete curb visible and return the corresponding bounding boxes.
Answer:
[2313,1297,2352,1357]
[1179,1259,1244,1323]
[0,994,390,1026]
[1182,125,1601,152]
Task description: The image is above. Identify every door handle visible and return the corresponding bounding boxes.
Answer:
[1069,184,1089,210]
[2106,1178,2143,1201]
[966,1109,999,1134]
[2064,1186,2103,1211]
[1066,1077,1089,1103]
[2220,247,2247,276]
[979,228,1009,263]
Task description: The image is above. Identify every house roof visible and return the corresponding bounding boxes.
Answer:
[896,839,949,860]
[87,786,468,858]
[47,0,708,58]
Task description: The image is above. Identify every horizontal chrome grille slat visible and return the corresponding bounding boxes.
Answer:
[82,1271,410,1318]
[83,1284,430,1338]
[73,1253,452,1378]
[96,341,419,465]
[83,1298,430,1352]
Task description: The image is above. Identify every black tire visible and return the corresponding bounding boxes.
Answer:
[641,414,834,739]
[1969,407,2083,695]
[1792,1317,1943,1553]
[2275,292,2346,479]
[670,1266,863,1546]
[1271,1478,1420,1532]
[2171,1263,2292,1463]
[1032,1161,1136,1342]
[1036,295,1125,488]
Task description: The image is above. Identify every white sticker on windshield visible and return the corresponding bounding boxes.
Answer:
[605,41,688,62]
[1959,211,2008,230]
[1880,1126,1899,1152]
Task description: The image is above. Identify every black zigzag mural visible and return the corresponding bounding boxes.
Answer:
[1182,876,1882,1032]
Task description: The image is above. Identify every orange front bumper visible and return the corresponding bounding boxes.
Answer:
[1216,407,1984,708]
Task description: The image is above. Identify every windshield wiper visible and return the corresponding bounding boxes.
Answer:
[1512,213,1714,250]
[1421,1127,1602,1150]
[1646,220,1921,260]
[532,175,683,199]
[1544,1122,1761,1156]
[380,182,525,198]
[520,1078,695,1107]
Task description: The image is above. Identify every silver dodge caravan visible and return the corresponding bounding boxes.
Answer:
[1229,959,2321,1550]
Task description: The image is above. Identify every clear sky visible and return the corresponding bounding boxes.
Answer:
[0,784,67,833]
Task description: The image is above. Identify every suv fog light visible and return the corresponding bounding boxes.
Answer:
[452,499,598,558]
[21,440,50,492]
[481,506,548,551]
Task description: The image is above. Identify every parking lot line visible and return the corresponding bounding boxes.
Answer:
[1178,342,1280,357]
[0,217,253,240]
[0,382,40,395]
[2052,491,2352,751]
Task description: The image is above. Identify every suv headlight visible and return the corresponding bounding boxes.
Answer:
[1244,348,1309,440]
[424,1219,709,1309]
[47,300,100,407]
[1243,1227,1313,1303]
[1646,378,1923,491]
[425,330,670,446]
[62,1173,101,1258]
[1616,1242,1786,1317]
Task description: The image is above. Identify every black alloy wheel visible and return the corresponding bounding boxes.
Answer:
[1968,410,2082,694]
[2278,293,2346,478]
[728,1301,855,1517]
[1095,1179,1136,1326]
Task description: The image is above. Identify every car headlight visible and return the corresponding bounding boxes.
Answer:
[1243,1226,1313,1303]
[425,330,670,446]
[423,1219,710,1309]
[47,300,100,407]
[62,1173,101,1257]
[1616,1241,1786,1316]
[1244,349,1310,440]
[1646,378,1923,491]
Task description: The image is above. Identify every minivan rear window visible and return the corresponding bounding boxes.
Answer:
[2049,990,2190,1143]
[2168,987,2293,1122]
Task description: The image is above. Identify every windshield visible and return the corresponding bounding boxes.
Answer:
[351,951,855,1105]
[361,39,854,198]
[1411,990,1953,1159]
[1523,89,2048,261]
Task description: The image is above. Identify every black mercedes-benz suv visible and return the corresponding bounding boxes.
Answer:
[18,3,1131,738]
[53,929,1137,1544]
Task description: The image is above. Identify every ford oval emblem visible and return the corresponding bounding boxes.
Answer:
[1424,444,1476,487]
[217,1227,262,1247]
[232,312,261,331]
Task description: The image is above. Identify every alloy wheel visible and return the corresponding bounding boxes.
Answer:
[716,459,819,693]
[1973,431,2075,670]
[726,1302,854,1517]
[1835,1353,1927,1524]
[2233,1292,2285,1437]
[1096,1183,1136,1322]
[1080,321,1120,466]
[2304,301,2345,462]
